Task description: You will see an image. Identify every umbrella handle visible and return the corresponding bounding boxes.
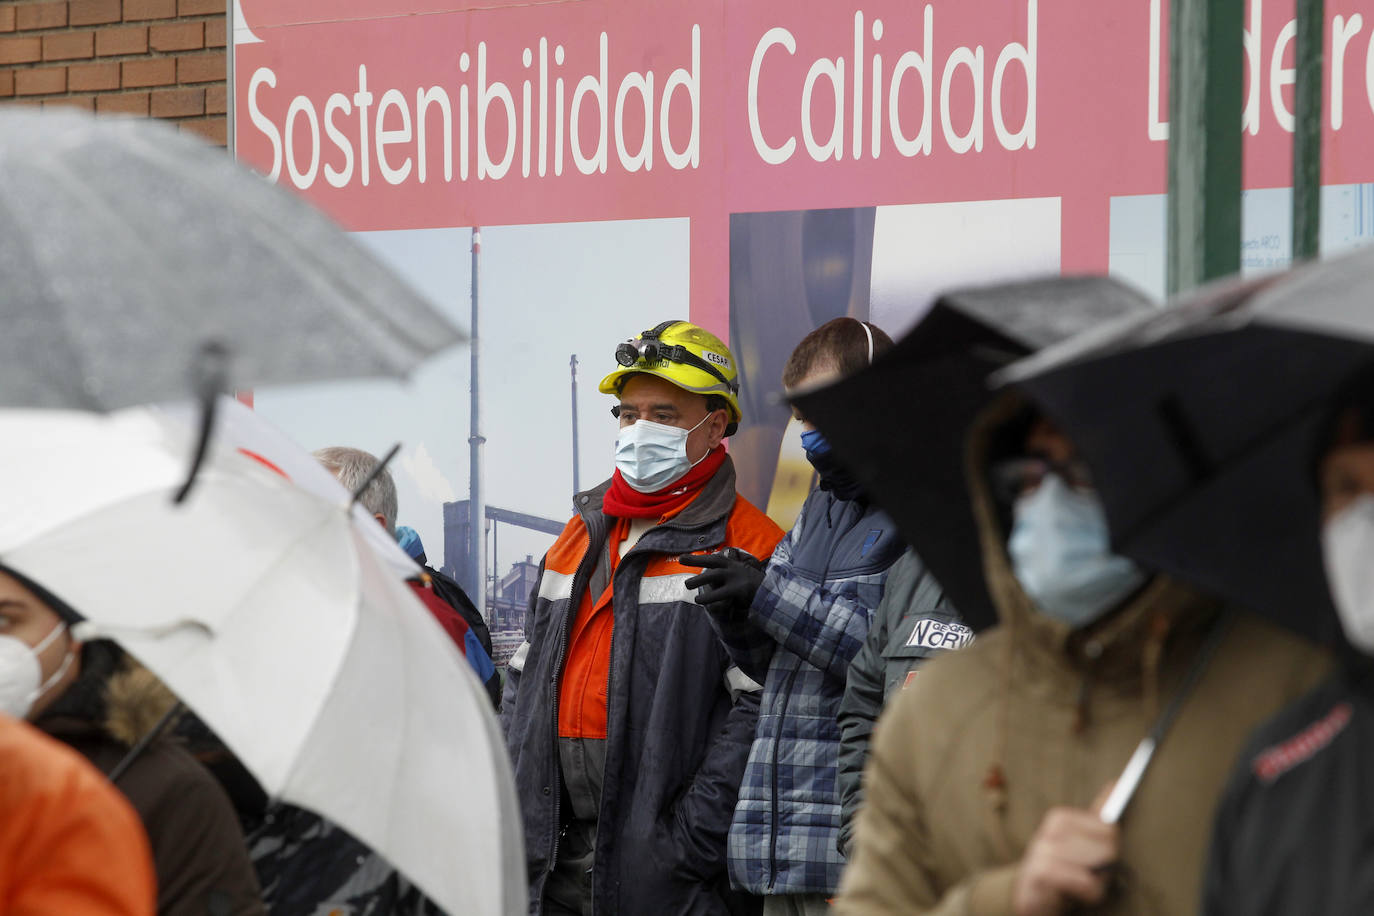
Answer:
[108,700,184,784]
[173,343,229,505]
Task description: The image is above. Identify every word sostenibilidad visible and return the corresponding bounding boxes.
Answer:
[245,3,1040,192]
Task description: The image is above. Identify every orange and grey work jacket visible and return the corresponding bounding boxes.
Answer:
[501,456,784,915]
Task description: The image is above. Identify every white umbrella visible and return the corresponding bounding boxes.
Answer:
[159,395,419,581]
[0,409,524,916]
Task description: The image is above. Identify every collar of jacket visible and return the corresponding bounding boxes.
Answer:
[36,652,179,749]
[574,453,742,535]
[964,391,1220,685]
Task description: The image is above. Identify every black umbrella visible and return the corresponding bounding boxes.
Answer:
[793,276,1152,629]
[996,250,1374,643]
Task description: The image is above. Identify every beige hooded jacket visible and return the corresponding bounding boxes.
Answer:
[835,396,1331,916]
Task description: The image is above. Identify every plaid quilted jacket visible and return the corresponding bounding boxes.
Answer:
[723,487,905,895]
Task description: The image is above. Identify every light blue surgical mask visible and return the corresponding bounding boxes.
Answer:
[1007,474,1146,628]
[614,413,710,493]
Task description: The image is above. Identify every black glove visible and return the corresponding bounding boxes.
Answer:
[679,548,766,615]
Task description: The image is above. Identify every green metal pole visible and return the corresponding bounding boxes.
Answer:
[1293,0,1325,261]
[1167,0,1244,296]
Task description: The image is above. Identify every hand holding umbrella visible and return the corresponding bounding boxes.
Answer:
[1014,795,1120,916]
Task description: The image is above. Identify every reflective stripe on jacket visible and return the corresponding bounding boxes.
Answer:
[501,456,784,915]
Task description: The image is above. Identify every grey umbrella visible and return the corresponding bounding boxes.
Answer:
[0,109,462,411]
[997,249,1374,642]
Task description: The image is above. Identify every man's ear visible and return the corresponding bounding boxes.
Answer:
[704,408,729,449]
[374,513,388,530]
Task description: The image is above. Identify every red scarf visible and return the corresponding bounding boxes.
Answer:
[602,446,727,519]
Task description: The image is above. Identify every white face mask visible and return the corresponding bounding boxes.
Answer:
[614,413,711,494]
[0,622,74,720]
[1008,474,1147,628]
[1322,494,1374,653]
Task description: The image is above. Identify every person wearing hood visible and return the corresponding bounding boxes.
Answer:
[502,320,784,915]
[0,568,265,916]
[682,317,906,914]
[1201,363,1374,914]
[1,712,157,915]
[834,394,1330,916]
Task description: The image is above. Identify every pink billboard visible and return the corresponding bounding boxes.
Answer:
[231,0,1374,609]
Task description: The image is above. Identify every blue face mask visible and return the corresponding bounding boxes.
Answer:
[799,428,864,501]
[799,428,830,457]
[1007,474,1146,628]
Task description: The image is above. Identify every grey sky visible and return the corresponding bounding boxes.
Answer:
[254,218,689,585]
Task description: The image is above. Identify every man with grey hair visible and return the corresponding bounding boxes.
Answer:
[314,446,399,534]
[312,445,497,694]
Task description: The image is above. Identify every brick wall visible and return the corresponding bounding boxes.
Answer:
[0,0,228,146]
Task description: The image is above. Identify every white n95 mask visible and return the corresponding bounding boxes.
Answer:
[0,622,74,719]
[1323,494,1374,654]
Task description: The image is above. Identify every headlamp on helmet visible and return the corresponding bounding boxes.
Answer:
[613,326,737,394]
[599,320,744,435]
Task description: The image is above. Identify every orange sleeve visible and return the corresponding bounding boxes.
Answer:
[0,717,157,916]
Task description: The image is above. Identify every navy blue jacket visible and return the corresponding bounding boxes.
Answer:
[501,460,783,915]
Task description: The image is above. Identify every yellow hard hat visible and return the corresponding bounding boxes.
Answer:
[599,320,742,433]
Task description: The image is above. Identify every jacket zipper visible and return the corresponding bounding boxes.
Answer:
[560,512,724,901]
[608,516,718,707]
[766,658,801,891]
[548,514,604,876]
[584,524,690,910]
[767,493,838,891]
[591,533,626,916]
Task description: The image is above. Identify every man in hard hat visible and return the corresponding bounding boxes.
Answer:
[502,320,785,915]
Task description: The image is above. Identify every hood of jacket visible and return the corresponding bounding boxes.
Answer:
[964,391,1219,690]
[37,643,179,748]
[832,391,1334,915]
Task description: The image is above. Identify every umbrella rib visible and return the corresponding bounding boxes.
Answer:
[253,515,370,793]
[1120,389,1329,547]
[1155,396,1213,482]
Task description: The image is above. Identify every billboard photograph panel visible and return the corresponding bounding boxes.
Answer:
[231,0,1374,618]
